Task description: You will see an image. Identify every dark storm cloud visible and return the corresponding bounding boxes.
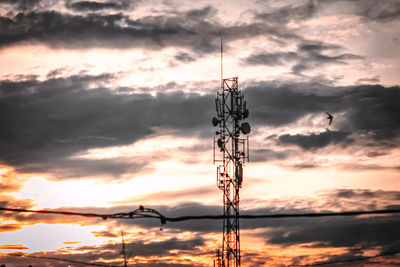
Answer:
[0,73,214,178]
[357,75,380,84]
[251,148,296,162]
[111,237,205,257]
[17,158,148,178]
[118,194,400,259]
[174,52,196,63]
[0,6,300,51]
[278,130,353,150]
[355,0,400,22]
[0,224,21,232]
[255,1,318,24]
[67,0,131,12]
[1,188,399,262]
[297,41,341,53]
[1,73,399,177]
[0,10,192,49]
[367,151,388,157]
[244,189,400,253]
[245,83,400,142]
[291,163,317,169]
[184,5,214,20]
[244,52,298,66]
[244,82,340,126]
[331,189,400,202]
[0,236,205,266]
[255,0,400,24]
[265,215,400,249]
[243,40,363,73]
[347,85,400,140]
[0,0,41,11]
[292,53,363,74]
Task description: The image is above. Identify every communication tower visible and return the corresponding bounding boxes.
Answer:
[212,40,250,267]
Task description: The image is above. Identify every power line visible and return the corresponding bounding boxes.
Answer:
[164,209,400,222]
[0,206,164,221]
[6,248,400,267]
[1,207,399,225]
[2,207,399,266]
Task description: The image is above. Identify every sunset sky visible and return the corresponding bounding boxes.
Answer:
[0,0,400,266]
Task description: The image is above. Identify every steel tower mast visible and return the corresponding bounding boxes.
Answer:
[212,63,250,266]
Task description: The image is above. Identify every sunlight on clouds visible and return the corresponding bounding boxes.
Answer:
[0,223,107,253]
[74,135,206,160]
[240,229,351,266]
[12,136,217,208]
[0,0,399,265]
[12,165,216,208]
[244,162,400,202]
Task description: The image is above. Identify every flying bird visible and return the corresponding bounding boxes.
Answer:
[325,112,333,126]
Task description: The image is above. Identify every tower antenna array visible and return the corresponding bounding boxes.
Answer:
[212,38,251,267]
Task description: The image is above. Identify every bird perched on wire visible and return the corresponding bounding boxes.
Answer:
[325,112,333,126]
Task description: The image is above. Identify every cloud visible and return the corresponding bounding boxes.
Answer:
[66,0,132,12]
[0,73,214,178]
[250,148,296,162]
[331,189,400,203]
[246,83,400,142]
[366,151,388,157]
[91,230,118,238]
[297,41,342,54]
[0,5,301,52]
[244,82,340,126]
[115,186,215,204]
[174,52,196,63]
[291,163,317,169]
[254,1,318,24]
[278,130,353,150]
[0,195,33,210]
[265,215,400,251]
[1,73,399,178]
[291,53,363,74]
[243,40,363,74]
[0,0,41,11]
[0,224,22,233]
[0,167,25,192]
[241,189,400,265]
[346,85,400,140]
[16,157,149,179]
[355,0,400,22]
[1,188,399,266]
[244,52,298,66]
[0,244,28,250]
[357,75,381,84]
[0,236,206,266]
[254,0,400,24]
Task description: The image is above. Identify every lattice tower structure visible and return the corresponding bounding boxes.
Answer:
[213,77,250,267]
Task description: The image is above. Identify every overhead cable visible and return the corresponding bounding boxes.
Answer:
[1,207,399,225]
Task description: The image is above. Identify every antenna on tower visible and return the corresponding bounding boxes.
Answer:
[121,230,127,267]
[221,37,223,88]
[212,37,251,266]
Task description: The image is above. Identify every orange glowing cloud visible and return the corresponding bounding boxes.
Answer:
[91,230,118,238]
[0,224,22,233]
[0,244,29,250]
[0,165,25,192]
[62,241,82,245]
